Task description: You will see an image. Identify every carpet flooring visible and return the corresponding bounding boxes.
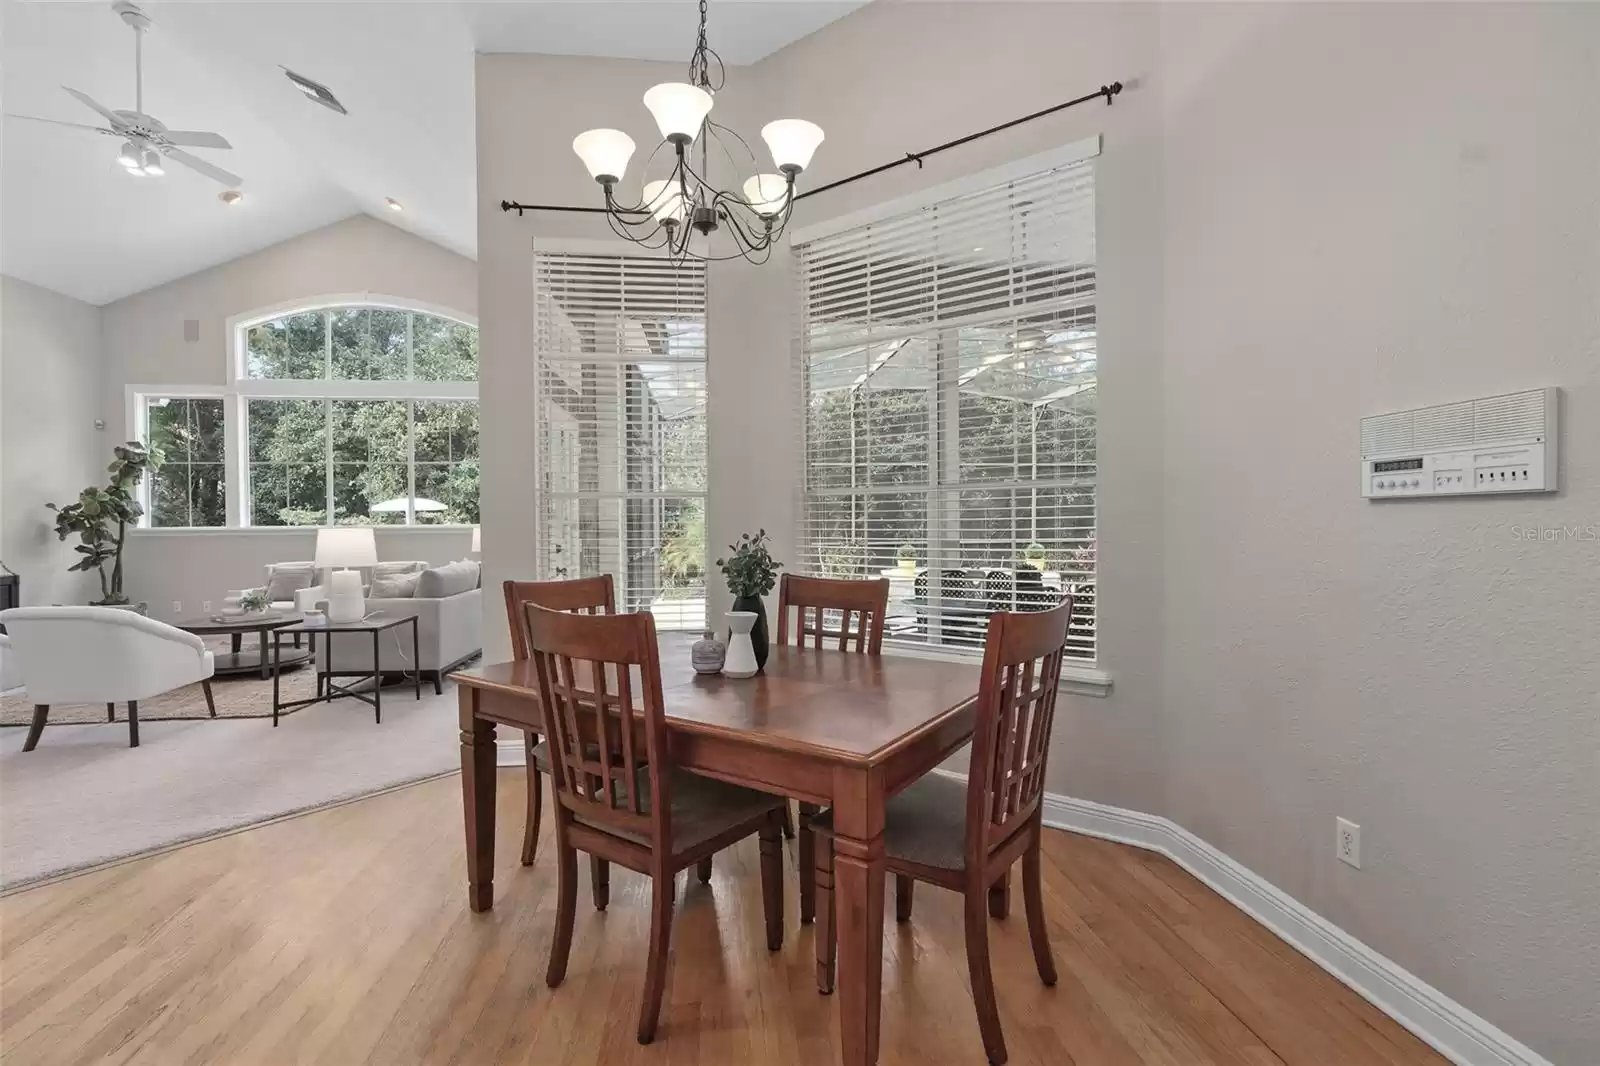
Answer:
[0,662,321,726]
[0,680,463,889]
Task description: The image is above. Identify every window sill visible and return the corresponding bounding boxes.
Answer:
[130,525,478,536]
[881,642,1112,698]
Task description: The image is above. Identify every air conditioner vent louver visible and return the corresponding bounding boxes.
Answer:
[1412,400,1474,450]
[1362,388,1553,457]
[1474,390,1547,443]
[1361,411,1413,456]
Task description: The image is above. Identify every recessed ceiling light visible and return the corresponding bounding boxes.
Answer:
[385,198,404,212]
[282,67,347,115]
[219,190,243,205]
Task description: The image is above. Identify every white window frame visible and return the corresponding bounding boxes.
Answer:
[791,138,1111,695]
[127,294,480,530]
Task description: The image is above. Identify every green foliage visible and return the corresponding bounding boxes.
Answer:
[897,543,918,562]
[48,441,163,604]
[239,587,270,613]
[660,504,706,588]
[1023,541,1047,565]
[715,529,782,599]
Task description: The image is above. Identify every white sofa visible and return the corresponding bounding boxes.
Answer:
[315,561,481,692]
[0,606,216,750]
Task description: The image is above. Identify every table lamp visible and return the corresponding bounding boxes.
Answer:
[314,527,378,623]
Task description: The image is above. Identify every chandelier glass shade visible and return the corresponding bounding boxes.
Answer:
[570,0,823,263]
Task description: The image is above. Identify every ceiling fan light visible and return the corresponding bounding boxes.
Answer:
[642,179,689,223]
[117,140,141,169]
[572,128,636,184]
[761,119,824,174]
[742,174,790,217]
[140,148,164,176]
[642,83,713,144]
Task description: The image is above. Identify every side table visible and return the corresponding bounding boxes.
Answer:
[271,615,421,725]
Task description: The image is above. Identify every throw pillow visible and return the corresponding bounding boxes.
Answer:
[416,559,480,599]
[369,571,421,599]
[371,560,427,582]
[265,561,316,603]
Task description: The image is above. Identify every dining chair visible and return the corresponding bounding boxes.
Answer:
[811,596,1075,1066]
[774,572,889,922]
[524,603,787,1044]
[503,575,613,871]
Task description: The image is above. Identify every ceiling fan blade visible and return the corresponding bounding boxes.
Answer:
[163,147,242,187]
[62,87,126,128]
[5,113,115,135]
[162,130,232,150]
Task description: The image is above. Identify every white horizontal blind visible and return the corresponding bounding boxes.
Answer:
[534,251,708,630]
[795,160,1097,659]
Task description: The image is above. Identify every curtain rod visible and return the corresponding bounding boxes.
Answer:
[500,80,1122,218]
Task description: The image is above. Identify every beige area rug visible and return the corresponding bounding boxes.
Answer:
[0,676,468,890]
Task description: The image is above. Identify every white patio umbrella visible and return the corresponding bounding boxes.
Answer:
[369,497,448,514]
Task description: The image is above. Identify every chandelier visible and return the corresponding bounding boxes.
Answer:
[570,0,824,263]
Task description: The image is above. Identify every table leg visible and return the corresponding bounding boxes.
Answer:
[231,632,242,657]
[373,631,382,724]
[412,619,421,700]
[272,632,281,727]
[259,628,270,679]
[459,687,497,912]
[831,768,886,1066]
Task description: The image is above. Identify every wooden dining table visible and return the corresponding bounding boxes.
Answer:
[453,637,983,1066]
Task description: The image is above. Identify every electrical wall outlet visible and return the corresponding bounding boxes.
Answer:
[201,600,213,613]
[1336,817,1361,869]
[171,600,182,615]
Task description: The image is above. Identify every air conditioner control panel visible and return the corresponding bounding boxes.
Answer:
[1363,447,1549,498]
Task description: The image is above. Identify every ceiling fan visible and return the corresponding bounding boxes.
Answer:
[6,1,242,187]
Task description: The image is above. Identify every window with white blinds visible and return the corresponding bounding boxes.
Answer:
[795,159,1097,659]
[533,250,708,630]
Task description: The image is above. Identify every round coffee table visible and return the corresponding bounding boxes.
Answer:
[173,613,313,679]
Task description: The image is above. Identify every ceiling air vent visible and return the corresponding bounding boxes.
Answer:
[282,67,347,115]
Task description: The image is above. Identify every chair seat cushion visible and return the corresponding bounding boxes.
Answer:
[812,772,970,871]
[542,752,783,856]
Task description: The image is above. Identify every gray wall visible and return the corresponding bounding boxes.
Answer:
[0,276,107,605]
[1156,5,1598,1060]
[475,3,1596,1058]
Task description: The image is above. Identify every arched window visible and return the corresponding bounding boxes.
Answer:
[133,298,479,528]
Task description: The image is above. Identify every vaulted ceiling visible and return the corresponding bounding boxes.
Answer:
[0,1,864,305]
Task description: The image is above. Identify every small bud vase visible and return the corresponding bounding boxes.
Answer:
[691,629,727,674]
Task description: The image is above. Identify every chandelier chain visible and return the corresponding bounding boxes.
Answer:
[688,0,724,92]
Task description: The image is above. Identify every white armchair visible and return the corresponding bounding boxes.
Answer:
[0,607,216,750]
[0,632,21,697]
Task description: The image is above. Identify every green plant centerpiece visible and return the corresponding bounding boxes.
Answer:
[239,587,271,614]
[716,529,782,671]
[47,441,164,607]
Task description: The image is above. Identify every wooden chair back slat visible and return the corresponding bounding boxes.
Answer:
[504,576,615,659]
[967,598,1075,859]
[524,605,667,845]
[775,574,889,655]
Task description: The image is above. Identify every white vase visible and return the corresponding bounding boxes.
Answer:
[724,611,759,678]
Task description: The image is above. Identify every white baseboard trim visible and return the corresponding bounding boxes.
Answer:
[481,746,1544,1066]
[1033,788,1551,1066]
[496,738,526,766]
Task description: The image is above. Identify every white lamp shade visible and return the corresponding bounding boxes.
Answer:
[761,118,824,172]
[313,526,378,569]
[742,174,790,217]
[572,128,636,182]
[643,83,713,141]
[471,525,481,552]
[642,178,690,223]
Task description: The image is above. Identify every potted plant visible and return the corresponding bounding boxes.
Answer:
[239,588,271,614]
[896,543,917,575]
[1022,541,1047,570]
[716,529,782,671]
[47,441,163,610]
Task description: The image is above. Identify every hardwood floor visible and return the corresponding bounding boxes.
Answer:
[0,772,1445,1066]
